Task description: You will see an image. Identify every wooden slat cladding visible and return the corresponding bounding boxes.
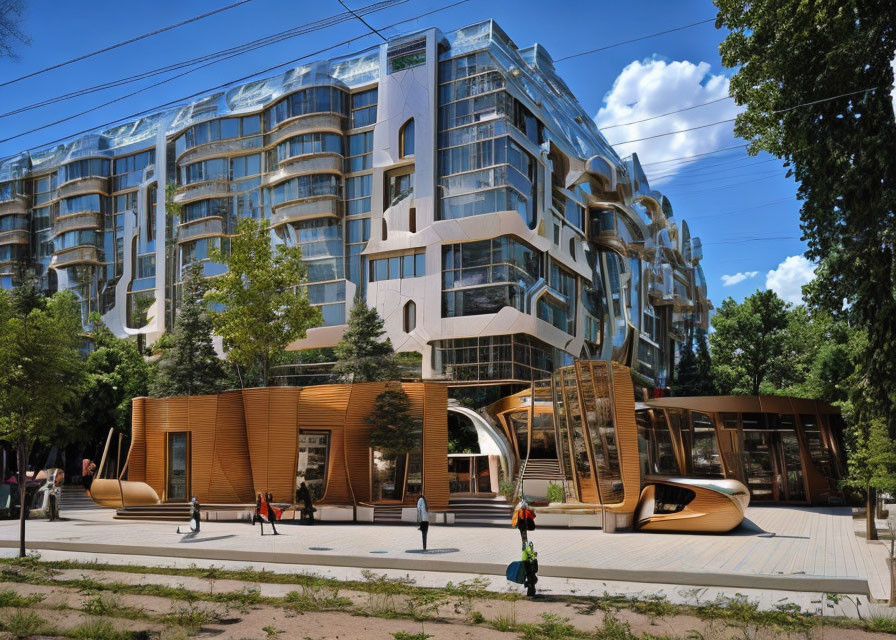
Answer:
[422,383,449,509]
[208,391,254,503]
[297,384,352,505]
[130,382,450,507]
[128,397,146,482]
[607,362,639,515]
[343,383,388,503]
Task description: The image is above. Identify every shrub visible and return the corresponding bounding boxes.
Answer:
[546,483,565,503]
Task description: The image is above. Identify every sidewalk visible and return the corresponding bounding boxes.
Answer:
[0,504,888,600]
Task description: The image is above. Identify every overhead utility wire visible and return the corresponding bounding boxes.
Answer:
[4,0,473,154]
[0,1,410,141]
[610,87,878,148]
[554,18,715,62]
[640,145,749,167]
[600,96,734,130]
[0,0,255,89]
[650,157,780,182]
[0,0,408,120]
[338,0,388,41]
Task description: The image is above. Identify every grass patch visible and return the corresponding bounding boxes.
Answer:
[283,585,353,612]
[0,609,46,638]
[695,595,813,633]
[70,618,132,640]
[0,588,44,607]
[164,600,220,632]
[392,632,433,640]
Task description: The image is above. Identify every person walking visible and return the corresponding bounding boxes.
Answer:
[178,497,201,535]
[416,494,430,551]
[512,499,535,548]
[253,493,280,535]
[296,482,315,525]
[522,541,539,598]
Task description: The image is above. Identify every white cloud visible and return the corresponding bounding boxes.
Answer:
[594,58,743,183]
[765,255,816,305]
[721,271,759,287]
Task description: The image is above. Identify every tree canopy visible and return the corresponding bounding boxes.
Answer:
[715,0,896,429]
[0,287,84,556]
[152,261,227,397]
[710,289,790,396]
[672,330,717,397]
[206,217,321,387]
[333,299,399,382]
[79,313,152,442]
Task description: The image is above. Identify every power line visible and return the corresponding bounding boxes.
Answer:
[669,172,784,196]
[652,158,781,184]
[554,18,715,62]
[611,87,879,149]
[0,1,412,143]
[0,0,256,89]
[610,117,737,146]
[338,0,388,41]
[0,0,409,121]
[640,145,749,167]
[4,0,474,154]
[686,197,796,220]
[600,96,734,130]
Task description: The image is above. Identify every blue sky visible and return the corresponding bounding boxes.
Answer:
[0,0,819,308]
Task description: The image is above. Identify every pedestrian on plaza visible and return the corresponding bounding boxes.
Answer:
[512,499,535,549]
[81,459,95,495]
[253,492,280,535]
[296,481,315,525]
[522,540,539,598]
[416,494,430,551]
[178,496,201,535]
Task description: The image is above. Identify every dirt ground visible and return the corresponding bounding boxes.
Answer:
[0,564,894,639]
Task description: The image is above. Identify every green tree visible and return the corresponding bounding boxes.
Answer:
[152,262,227,397]
[367,387,418,459]
[694,331,716,395]
[715,0,896,432]
[206,217,321,387]
[710,290,790,395]
[844,416,896,541]
[79,314,152,446]
[672,340,698,396]
[0,287,84,557]
[333,299,399,382]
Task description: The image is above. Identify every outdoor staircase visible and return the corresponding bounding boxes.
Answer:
[372,505,404,523]
[521,458,564,481]
[61,484,101,512]
[449,496,514,525]
[114,503,192,521]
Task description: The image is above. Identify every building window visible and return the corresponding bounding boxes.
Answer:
[400,119,415,158]
[385,169,414,208]
[442,236,542,318]
[369,251,425,282]
[350,89,377,128]
[408,207,416,233]
[404,300,416,332]
[382,219,388,241]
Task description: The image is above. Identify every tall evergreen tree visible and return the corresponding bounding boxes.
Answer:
[693,331,717,396]
[333,299,399,382]
[672,340,698,397]
[152,262,227,397]
[367,387,418,459]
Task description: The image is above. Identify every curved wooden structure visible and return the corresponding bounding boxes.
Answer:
[635,478,750,533]
[89,479,161,508]
[125,382,449,509]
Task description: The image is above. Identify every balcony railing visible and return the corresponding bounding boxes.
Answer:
[173,180,231,204]
[53,212,102,235]
[177,217,225,243]
[51,246,100,268]
[55,176,109,200]
[270,196,340,227]
[0,229,29,245]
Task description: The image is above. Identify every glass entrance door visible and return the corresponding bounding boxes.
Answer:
[297,431,329,502]
[166,432,189,502]
[741,413,807,503]
[529,412,557,459]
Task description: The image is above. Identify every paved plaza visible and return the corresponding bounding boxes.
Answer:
[0,504,890,604]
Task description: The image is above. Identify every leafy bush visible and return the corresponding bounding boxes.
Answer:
[546,483,565,503]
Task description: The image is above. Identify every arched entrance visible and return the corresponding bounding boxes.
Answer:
[447,404,514,496]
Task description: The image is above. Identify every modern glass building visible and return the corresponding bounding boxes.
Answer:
[0,20,710,388]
